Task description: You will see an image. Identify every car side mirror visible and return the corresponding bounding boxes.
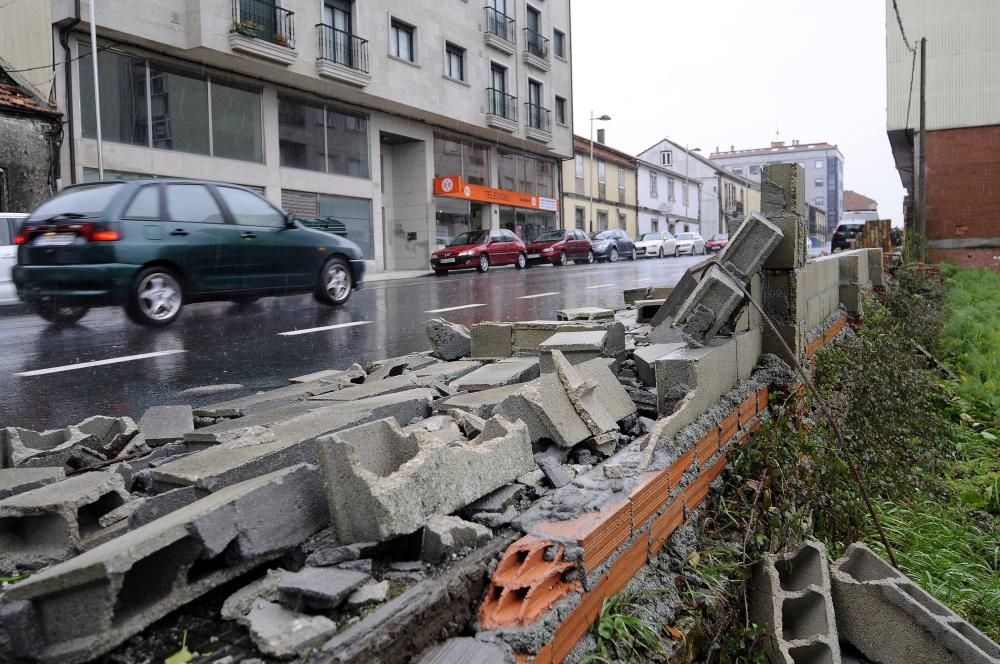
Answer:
[284,213,297,228]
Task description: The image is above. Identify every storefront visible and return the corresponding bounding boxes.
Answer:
[433,175,558,244]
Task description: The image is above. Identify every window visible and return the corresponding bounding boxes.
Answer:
[279,97,369,178]
[124,186,160,219]
[165,184,223,223]
[210,81,264,162]
[390,19,414,61]
[618,166,626,200]
[683,182,689,205]
[217,187,284,227]
[80,48,148,146]
[555,96,567,125]
[815,160,824,169]
[575,207,584,230]
[149,67,210,155]
[445,42,464,81]
[667,177,675,202]
[319,194,374,258]
[575,154,584,179]
[649,172,658,197]
[732,168,744,175]
[597,210,608,231]
[660,150,672,166]
[553,29,565,58]
[527,79,544,129]
[815,178,824,187]
[327,107,370,177]
[502,229,517,242]
[749,164,760,175]
[651,217,659,232]
[597,160,606,184]
[618,213,626,230]
[815,196,825,205]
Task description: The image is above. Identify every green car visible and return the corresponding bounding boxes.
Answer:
[13,180,365,326]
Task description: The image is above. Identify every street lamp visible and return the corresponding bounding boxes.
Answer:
[589,112,611,233]
[684,146,701,232]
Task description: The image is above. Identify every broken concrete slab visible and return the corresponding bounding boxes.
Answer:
[673,264,747,346]
[177,383,244,397]
[247,599,337,659]
[648,256,717,330]
[655,336,739,419]
[278,567,370,612]
[305,540,378,567]
[432,383,525,419]
[418,637,515,664]
[289,365,365,385]
[831,543,1000,664]
[551,351,618,445]
[0,471,131,572]
[127,486,207,530]
[138,405,194,447]
[450,359,540,392]
[557,307,615,321]
[420,515,492,563]
[402,414,466,445]
[425,318,473,361]
[633,343,686,387]
[538,330,607,373]
[317,415,533,543]
[538,457,571,488]
[510,320,614,355]
[466,484,525,513]
[367,353,439,381]
[1,423,95,469]
[635,299,666,324]
[0,464,329,664]
[494,377,592,448]
[194,380,345,418]
[221,568,291,621]
[0,467,65,500]
[348,580,390,608]
[471,322,514,359]
[575,357,638,423]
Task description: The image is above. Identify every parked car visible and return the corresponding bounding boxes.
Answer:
[431,228,527,274]
[674,232,706,255]
[13,180,365,326]
[634,231,676,258]
[588,229,636,262]
[705,233,729,254]
[831,222,865,252]
[525,229,594,266]
[806,235,828,259]
[1,213,28,302]
[435,233,451,250]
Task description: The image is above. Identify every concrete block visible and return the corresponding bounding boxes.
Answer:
[832,543,1000,664]
[402,414,465,445]
[0,465,329,664]
[840,284,864,316]
[451,359,539,392]
[764,214,808,270]
[538,456,572,488]
[763,268,808,326]
[750,541,841,664]
[715,213,785,280]
[763,321,807,365]
[649,258,716,329]
[138,405,194,447]
[431,383,526,419]
[471,322,514,359]
[762,163,808,219]
[1,423,98,469]
[312,373,423,401]
[0,467,65,500]
[674,264,746,345]
[289,365,365,385]
[366,353,439,381]
[623,287,651,306]
[194,381,344,418]
[317,415,533,543]
[538,331,608,373]
[0,471,130,572]
[425,318,472,360]
[735,327,763,381]
[127,486,207,530]
[550,352,620,444]
[348,580,389,608]
[465,484,525,513]
[573,357,636,423]
[557,306,615,321]
[221,568,290,621]
[278,567,369,612]
[418,637,514,664]
[246,599,337,658]
[633,343,685,387]
[420,514,492,563]
[510,320,610,355]
[635,299,665,324]
[494,377,592,447]
[655,336,738,417]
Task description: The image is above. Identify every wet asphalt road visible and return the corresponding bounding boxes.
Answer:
[0,255,701,431]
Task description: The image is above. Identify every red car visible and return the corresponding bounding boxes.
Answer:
[431,229,527,274]
[705,233,729,253]
[524,229,594,266]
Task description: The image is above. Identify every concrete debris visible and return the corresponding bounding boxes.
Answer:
[469,506,518,528]
[466,484,525,513]
[511,320,618,356]
[246,599,337,659]
[552,351,618,444]
[348,580,390,608]
[633,343,685,387]
[471,322,515,359]
[127,486,207,530]
[338,558,374,574]
[306,541,378,568]
[138,405,194,447]
[317,415,533,543]
[221,568,291,622]
[673,265,746,346]
[425,318,473,361]
[402,414,466,445]
[368,353,439,381]
[278,567,370,612]
[0,464,328,664]
[418,637,515,664]
[450,410,487,438]
[655,336,739,419]
[450,358,540,392]
[516,469,546,488]
[539,330,608,373]
[0,467,64,500]
[603,463,625,479]
[432,383,525,419]
[194,380,345,418]
[715,212,785,280]
[538,457,571,488]
[557,306,615,321]
[289,365,365,385]
[178,383,245,397]
[1,416,134,469]
[420,514,492,563]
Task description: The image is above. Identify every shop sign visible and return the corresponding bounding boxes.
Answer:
[433,176,559,212]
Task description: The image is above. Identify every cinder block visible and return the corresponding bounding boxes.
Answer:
[495,377,592,447]
[763,215,808,270]
[431,383,525,419]
[649,257,717,329]
[735,327,763,381]
[732,272,762,333]
[511,320,608,355]
[0,467,65,500]
[750,541,841,664]
[673,265,746,345]
[716,213,785,279]
[575,357,638,423]
[425,318,472,361]
[763,321,807,365]
[0,465,328,664]
[832,543,1000,664]
[655,336,739,417]
[471,323,514,359]
[633,343,685,387]
[450,359,539,392]
[557,306,615,321]
[839,284,864,316]
[762,163,808,219]
[317,415,533,543]
[635,299,665,324]
[762,268,807,327]
[138,405,194,447]
[539,331,607,374]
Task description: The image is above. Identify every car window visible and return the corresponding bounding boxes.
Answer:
[165,184,225,224]
[502,230,517,242]
[27,182,125,221]
[123,185,160,219]
[575,230,587,241]
[217,187,284,228]
[677,233,695,240]
[448,230,488,246]
[490,230,505,242]
[533,230,563,242]
[0,219,10,245]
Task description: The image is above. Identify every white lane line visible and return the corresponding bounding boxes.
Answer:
[633,277,657,282]
[14,350,186,377]
[425,303,486,314]
[279,321,372,337]
[517,292,560,300]
[585,283,615,290]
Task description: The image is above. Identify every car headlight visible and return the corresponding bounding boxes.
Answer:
[458,249,475,257]
[594,241,609,249]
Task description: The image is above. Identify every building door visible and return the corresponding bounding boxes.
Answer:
[323,0,353,66]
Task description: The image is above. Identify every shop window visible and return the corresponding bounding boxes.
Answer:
[278,96,368,177]
[80,48,148,146]
[148,67,209,155]
[319,194,373,258]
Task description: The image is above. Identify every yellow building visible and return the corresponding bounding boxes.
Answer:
[561,135,638,237]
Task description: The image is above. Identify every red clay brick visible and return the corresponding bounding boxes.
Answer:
[604,537,649,597]
[756,386,769,413]
[551,577,608,663]
[531,498,631,575]
[649,499,685,554]
[629,470,670,527]
[738,394,756,427]
[696,429,720,466]
[667,446,696,486]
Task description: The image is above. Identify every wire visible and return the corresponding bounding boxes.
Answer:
[892,0,916,52]
[4,42,118,74]
[904,45,918,130]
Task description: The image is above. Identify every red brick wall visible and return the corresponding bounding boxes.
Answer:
[929,247,1000,270]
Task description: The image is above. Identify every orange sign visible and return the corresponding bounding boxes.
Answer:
[433,176,558,212]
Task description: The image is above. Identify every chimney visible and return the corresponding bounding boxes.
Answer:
[792,139,800,146]
[730,145,734,152]
[771,140,785,148]
[596,128,606,144]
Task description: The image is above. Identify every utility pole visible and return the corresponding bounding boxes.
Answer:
[89,0,104,180]
[917,37,928,262]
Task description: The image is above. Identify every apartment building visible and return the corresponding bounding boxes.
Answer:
[711,141,844,235]
[0,0,574,271]
[636,159,700,237]
[561,133,638,238]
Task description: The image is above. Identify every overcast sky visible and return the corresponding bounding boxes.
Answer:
[570,0,904,225]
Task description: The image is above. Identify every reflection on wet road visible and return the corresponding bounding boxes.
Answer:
[0,256,700,429]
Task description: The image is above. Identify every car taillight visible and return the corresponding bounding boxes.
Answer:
[14,232,28,245]
[91,230,120,241]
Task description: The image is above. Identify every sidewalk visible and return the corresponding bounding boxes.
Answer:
[364,269,434,283]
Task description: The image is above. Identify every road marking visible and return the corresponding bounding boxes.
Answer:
[14,350,186,377]
[634,277,658,282]
[517,292,560,300]
[425,303,486,314]
[585,283,614,290]
[279,321,372,337]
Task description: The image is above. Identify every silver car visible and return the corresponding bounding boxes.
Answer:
[0,213,28,303]
[634,231,677,258]
[675,232,706,255]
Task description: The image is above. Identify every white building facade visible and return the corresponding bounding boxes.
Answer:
[635,159,700,237]
[0,0,575,272]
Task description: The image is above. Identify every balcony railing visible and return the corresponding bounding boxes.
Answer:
[523,28,549,60]
[525,102,551,132]
[317,24,369,73]
[484,6,516,43]
[232,0,295,48]
[487,88,518,121]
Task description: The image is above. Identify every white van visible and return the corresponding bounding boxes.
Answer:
[0,213,28,303]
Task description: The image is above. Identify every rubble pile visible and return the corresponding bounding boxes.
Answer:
[0,165,929,664]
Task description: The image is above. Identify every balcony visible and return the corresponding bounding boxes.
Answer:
[230,0,297,66]
[524,102,551,142]
[486,88,518,132]
[315,24,371,87]
[522,28,550,71]
[483,6,516,55]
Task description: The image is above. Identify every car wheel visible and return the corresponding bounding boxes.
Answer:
[658,248,664,258]
[629,247,637,261]
[33,301,90,325]
[609,247,620,263]
[125,267,184,327]
[314,256,353,306]
[477,254,490,273]
[674,246,680,257]
[699,245,706,255]
[515,253,527,270]
[434,269,447,277]
[587,250,595,264]
[555,251,568,267]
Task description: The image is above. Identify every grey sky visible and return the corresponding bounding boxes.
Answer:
[570,0,905,226]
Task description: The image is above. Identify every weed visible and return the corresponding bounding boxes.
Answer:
[583,590,667,663]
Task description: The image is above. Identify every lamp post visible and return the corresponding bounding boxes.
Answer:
[89,0,104,179]
[589,112,611,233]
[684,146,701,233]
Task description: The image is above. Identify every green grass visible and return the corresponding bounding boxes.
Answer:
[583,590,667,663]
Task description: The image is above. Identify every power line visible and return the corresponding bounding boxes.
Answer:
[904,45,918,129]
[892,0,916,52]
[3,42,118,74]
